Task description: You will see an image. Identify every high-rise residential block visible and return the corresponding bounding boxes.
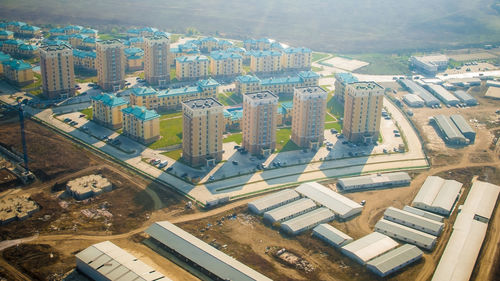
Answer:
[249,50,282,73]
[209,51,243,77]
[39,43,76,99]
[343,82,384,143]
[175,55,209,80]
[242,91,278,156]
[144,35,170,86]
[282,47,312,70]
[334,72,358,104]
[182,98,224,167]
[291,86,327,149]
[96,39,125,92]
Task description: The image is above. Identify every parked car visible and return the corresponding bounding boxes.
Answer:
[158,161,168,169]
[166,167,173,172]
[232,160,239,165]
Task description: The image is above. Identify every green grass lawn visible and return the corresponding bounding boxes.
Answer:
[149,117,183,149]
[275,128,300,152]
[327,96,344,118]
[98,33,127,40]
[242,65,251,74]
[348,53,411,75]
[325,114,335,122]
[311,66,323,72]
[170,69,176,81]
[80,107,92,120]
[223,133,242,144]
[21,72,42,90]
[227,92,242,104]
[75,75,97,84]
[161,149,182,161]
[160,111,182,120]
[325,122,342,131]
[217,94,230,106]
[312,52,330,62]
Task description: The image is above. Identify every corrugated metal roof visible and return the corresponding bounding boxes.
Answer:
[280,207,335,234]
[75,241,169,281]
[263,198,316,222]
[403,206,444,222]
[367,244,423,276]
[450,114,475,135]
[398,79,440,105]
[433,115,467,143]
[338,172,410,190]
[427,84,460,104]
[295,182,363,218]
[145,221,273,281]
[312,224,353,246]
[432,181,500,281]
[384,207,443,234]
[453,90,477,104]
[375,219,437,249]
[413,176,444,207]
[403,94,424,104]
[431,179,462,212]
[341,232,398,263]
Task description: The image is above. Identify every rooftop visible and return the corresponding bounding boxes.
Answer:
[122,106,160,121]
[335,72,359,84]
[176,55,209,63]
[341,232,399,263]
[366,244,423,276]
[183,98,223,110]
[312,223,353,246]
[91,93,128,107]
[2,59,32,71]
[247,189,300,214]
[244,91,278,101]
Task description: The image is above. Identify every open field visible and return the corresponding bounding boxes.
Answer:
[149,115,183,149]
[2,0,500,53]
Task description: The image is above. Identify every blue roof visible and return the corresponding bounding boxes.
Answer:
[69,34,88,40]
[200,37,218,43]
[4,39,25,46]
[42,39,67,46]
[124,47,144,57]
[261,76,301,86]
[210,51,242,60]
[281,101,293,110]
[7,21,26,27]
[270,42,289,50]
[284,47,311,54]
[127,29,140,35]
[2,59,31,71]
[218,40,233,46]
[178,42,200,51]
[248,50,282,57]
[226,47,246,54]
[131,87,157,96]
[257,38,274,43]
[176,55,209,63]
[236,75,261,83]
[0,52,11,62]
[73,49,96,58]
[129,37,144,43]
[335,72,358,84]
[19,44,38,51]
[122,106,159,121]
[244,39,257,44]
[0,30,13,36]
[81,28,98,34]
[186,39,201,46]
[49,28,65,33]
[55,35,70,41]
[159,86,200,97]
[91,93,128,107]
[298,71,320,79]
[140,27,158,33]
[224,106,243,121]
[197,78,220,88]
[0,23,6,28]
[83,37,97,43]
[154,31,170,37]
[170,47,180,53]
[64,25,83,31]
[20,25,40,31]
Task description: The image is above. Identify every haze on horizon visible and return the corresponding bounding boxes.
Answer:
[1,0,500,53]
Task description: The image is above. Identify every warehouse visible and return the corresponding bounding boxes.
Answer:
[426,84,460,105]
[366,244,423,277]
[450,114,475,143]
[398,79,440,107]
[263,198,317,223]
[312,223,353,248]
[412,176,462,216]
[295,182,363,219]
[375,219,437,250]
[247,189,300,214]
[337,172,411,191]
[280,207,335,235]
[403,94,424,107]
[383,207,444,236]
[75,241,170,281]
[432,181,500,281]
[145,221,272,281]
[453,90,477,105]
[341,232,399,265]
[403,205,444,222]
[447,77,481,87]
[431,115,469,145]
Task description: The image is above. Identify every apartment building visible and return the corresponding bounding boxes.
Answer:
[291,86,327,149]
[39,43,76,99]
[235,71,320,95]
[0,52,12,75]
[249,50,282,73]
[96,39,125,92]
[144,35,170,86]
[19,25,41,38]
[0,30,14,40]
[1,59,33,86]
[122,106,160,144]
[73,49,96,70]
[282,47,312,70]
[209,51,243,77]
[175,55,209,80]
[199,37,219,52]
[182,98,224,167]
[124,47,144,71]
[343,82,384,143]
[242,91,278,156]
[91,93,129,129]
[334,72,359,104]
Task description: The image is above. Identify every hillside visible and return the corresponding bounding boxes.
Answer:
[1,0,500,53]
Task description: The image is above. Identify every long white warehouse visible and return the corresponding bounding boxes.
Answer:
[248,189,300,214]
[366,244,423,277]
[432,181,500,281]
[280,207,335,235]
[341,232,399,265]
[384,207,444,236]
[263,198,317,223]
[337,172,411,191]
[295,182,363,219]
[375,219,437,250]
[145,221,272,281]
[403,205,444,222]
[312,223,353,248]
[412,176,462,215]
[75,241,170,281]
[426,84,460,105]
